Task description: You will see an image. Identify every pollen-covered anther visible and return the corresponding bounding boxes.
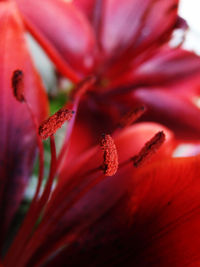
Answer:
[100,134,118,176]
[11,69,25,102]
[119,106,146,128]
[39,108,75,140]
[132,131,165,167]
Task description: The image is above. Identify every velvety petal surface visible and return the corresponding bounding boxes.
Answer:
[15,0,180,81]
[47,155,200,267]
[14,0,96,79]
[133,88,200,140]
[73,0,96,23]
[111,47,200,89]
[133,48,200,86]
[101,0,178,56]
[0,2,48,241]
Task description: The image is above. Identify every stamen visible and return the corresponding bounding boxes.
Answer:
[118,106,146,128]
[56,76,96,173]
[39,108,74,140]
[100,134,118,176]
[72,75,96,98]
[132,131,165,167]
[11,69,25,102]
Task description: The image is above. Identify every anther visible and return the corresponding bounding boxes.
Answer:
[11,69,25,102]
[132,131,165,167]
[100,134,118,176]
[39,108,75,140]
[118,106,146,128]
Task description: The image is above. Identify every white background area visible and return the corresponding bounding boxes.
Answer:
[179,0,200,54]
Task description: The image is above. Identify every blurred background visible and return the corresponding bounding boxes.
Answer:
[179,0,200,54]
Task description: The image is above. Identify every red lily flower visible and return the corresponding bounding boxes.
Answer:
[0,40,197,267]
[13,0,200,141]
[0,1,48,246]
[1,2,200,267]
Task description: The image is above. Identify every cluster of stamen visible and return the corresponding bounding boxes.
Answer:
[39,108,74,140]
[11,69,25,102]
[132,131,165,167]
[8,66,169,267]
[100,134,118,176]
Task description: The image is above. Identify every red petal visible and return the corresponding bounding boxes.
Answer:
[101,0,178,55]
[53,156,200,266]
[122,156,200,266]
[133,88,200,140]
[114,47,200,88]
[73,0,104,41]
[14,0,96,79]
[0,2,48,239]
[73,0,96,22]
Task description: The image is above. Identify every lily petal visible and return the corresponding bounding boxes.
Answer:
[101,0,178,56]
[113,47,200,88]
[73,0,97,23]
[133,88,200,140]
[14,0,96,79]
[46,155,200,267]
[0,2,48,241]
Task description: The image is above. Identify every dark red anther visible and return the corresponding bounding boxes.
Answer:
[39,108,74,140]
[12,69,25,102]
[100,134,118,176]
[132,131,165,167]
[119,106,146,128]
